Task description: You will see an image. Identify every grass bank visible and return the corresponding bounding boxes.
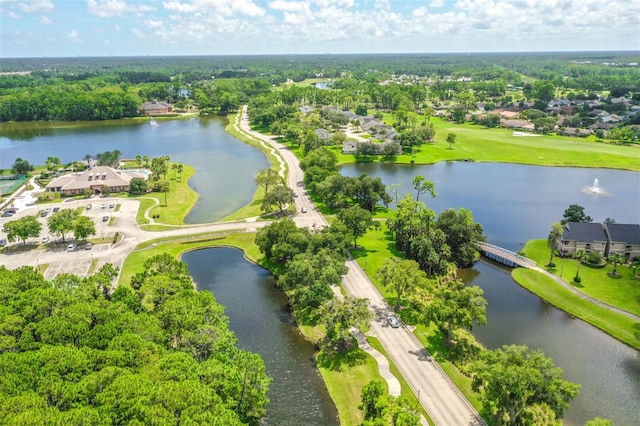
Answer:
[331,117,640,171]
[118,231,388,424]
[515,240,640,350]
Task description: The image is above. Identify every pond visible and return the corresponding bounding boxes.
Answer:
[0,117,270,223]
[341,161,640,425]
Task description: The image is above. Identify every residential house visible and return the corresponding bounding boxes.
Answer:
[315,128,332,143]
[558,127,592,137]
[500,119,535,131]
[142,100,173,116]
[557,222,608,257]
[46,166,148,196]
[342,139,358,154]
[605,223,640,260]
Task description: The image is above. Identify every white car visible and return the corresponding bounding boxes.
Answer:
[301,207,307,213]
[387,316,401,328]
[67,243,77,252]
[101,203,107,209]
[42,236,50,243]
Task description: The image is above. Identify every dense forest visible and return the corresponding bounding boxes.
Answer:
[0,255,271,425]
[1,52,639,137]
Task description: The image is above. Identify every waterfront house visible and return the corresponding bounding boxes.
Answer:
[142,100,173,116]
[557,222,608,257]
[605,223,640,260]
[46,166,147,196]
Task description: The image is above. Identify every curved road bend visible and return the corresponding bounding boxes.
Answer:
[237,106,484,425]
[0,107,483,425]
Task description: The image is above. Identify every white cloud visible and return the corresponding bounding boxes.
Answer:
[146,19,163,28]
[67,30,80,42]
[39,16,52,24]
[17,0,53,13]
[163,0,265,17]
[413,6,428,17]
[429,0,444,7]
[132,28,144,38]
[87,0,156,18]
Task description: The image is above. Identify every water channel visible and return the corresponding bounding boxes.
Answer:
[2,118,640,424]
[183,247,339,425]
[341,162,640,425]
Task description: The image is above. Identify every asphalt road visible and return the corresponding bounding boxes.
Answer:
[0,107,484,425]
[237,107,484,425]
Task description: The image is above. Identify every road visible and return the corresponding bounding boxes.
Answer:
[0,107,483,425]
[236,106,484,425]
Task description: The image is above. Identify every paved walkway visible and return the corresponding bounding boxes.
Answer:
[236,107,484,425]
[530,266,640,322]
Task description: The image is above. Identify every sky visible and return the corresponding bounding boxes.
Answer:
[1,0,639,58]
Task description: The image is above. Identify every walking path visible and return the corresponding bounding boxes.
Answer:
[530,266,640,321]
[235,106,484,425]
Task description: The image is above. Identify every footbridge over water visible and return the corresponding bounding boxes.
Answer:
[477,242,537,268]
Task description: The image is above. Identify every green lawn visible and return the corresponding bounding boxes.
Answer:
[333,117,640,171]
[512,268,640,351]
[316,347,380,426]
[522,240,640,316]
[143,162,198,225]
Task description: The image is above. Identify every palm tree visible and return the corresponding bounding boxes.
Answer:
[631,259,640,278]
[135,155,142,168]
[177,164,184,181]
[143,155,150,167]
[84,154,92,169]
[171,163,178,179]
[572,250,586,282]
[547,222,563,265]
[608,253,626,277]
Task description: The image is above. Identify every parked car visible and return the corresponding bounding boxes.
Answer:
[42,236,50,243]
[102,216,109,222]
[1,212,14,217]
[293,192,299,198]
[40,210,48,217]
[86,204,92,210]
[301,207,307,213]
[0,239,6,247]
[387,316,401,328]
[84,243,94,250]
[52,207,60,212]
[101,204,107,209]
[44,207,52,213]
[108,203,115,208]
[67,243,76,252]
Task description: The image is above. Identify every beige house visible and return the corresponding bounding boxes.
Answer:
[342,139,358,154]
[557,222,608,257]
[558,222,640,260]
[605,223,640,260]
[46,166,147,196]
[142,100,173,115]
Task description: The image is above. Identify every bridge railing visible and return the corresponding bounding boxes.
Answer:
[477,242,537,267]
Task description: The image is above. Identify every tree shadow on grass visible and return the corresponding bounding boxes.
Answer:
[316,346,367,372]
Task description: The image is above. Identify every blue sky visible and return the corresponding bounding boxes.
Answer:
[1,0,639,58]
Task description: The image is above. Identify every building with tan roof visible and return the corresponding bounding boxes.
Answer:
[46,166,147,196]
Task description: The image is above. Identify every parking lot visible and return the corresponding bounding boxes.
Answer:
[1,198,140,279]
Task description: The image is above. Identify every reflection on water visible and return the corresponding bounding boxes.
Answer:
[183,248,339,426]
[343,162,640,425]
[0,117,269,223]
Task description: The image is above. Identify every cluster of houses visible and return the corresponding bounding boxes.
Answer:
[300,106,402,155]
[474,96,639,137]
[46,166,149,196]
[557,222,640,261]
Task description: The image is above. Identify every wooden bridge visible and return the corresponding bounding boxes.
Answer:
[477,242,537,268]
